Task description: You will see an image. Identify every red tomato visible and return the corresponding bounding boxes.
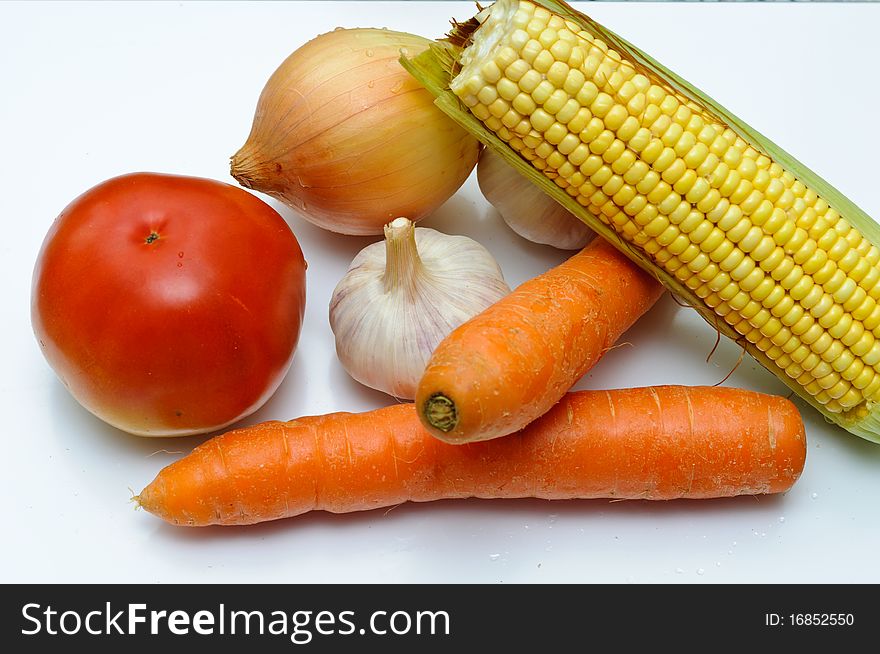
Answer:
[32,172,307,436]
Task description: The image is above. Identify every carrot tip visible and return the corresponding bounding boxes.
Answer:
[423,393,458,433]
[130,485,149,512]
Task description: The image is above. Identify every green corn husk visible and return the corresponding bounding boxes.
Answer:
[401,0,880,442]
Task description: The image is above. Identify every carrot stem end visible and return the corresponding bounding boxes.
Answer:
[424,394,458,433]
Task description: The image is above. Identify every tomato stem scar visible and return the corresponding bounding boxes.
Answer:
[145,232,160,244]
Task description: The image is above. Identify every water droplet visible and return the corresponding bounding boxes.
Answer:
[727,550,733,555]
[177,251,184,258]
[334,26,344,31]
[811,492,819,499]
[778,516,785,523]
[488,553,501,561]
[523,525,529,530]
[697,568,705,576]
[715,561,721,567]
[675,568,683,574]
[366,49,374,57]
[367,80,374,88]
[732,541,737,547]
[176,262,182,268]
[391,82,404,94]
[399,46,409,56]
[760,532,766,537]
[545,546,553,552]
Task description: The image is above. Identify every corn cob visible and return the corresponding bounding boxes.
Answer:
[402,0,880,442]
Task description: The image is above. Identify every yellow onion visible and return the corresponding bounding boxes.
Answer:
[231,28,481,235]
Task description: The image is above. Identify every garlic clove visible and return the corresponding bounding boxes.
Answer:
[329,217,510,399]
[477,147,594,250]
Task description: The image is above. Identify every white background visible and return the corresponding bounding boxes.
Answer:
[3,1,880,584]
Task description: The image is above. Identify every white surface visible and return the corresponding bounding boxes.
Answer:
[4,1,880,584]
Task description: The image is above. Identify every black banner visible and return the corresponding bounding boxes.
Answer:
[0,584,872,650]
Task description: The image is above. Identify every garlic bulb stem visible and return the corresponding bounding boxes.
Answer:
[383,217,424,295]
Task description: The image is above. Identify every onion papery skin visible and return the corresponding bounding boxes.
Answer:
[232,28,481,236]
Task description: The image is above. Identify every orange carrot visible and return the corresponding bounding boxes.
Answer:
[415,236,664,443]
[136,386,806,527]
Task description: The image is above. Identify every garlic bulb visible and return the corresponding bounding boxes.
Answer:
[330,217,510,399]
[231,28,480,236]
[477,147,594,250]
